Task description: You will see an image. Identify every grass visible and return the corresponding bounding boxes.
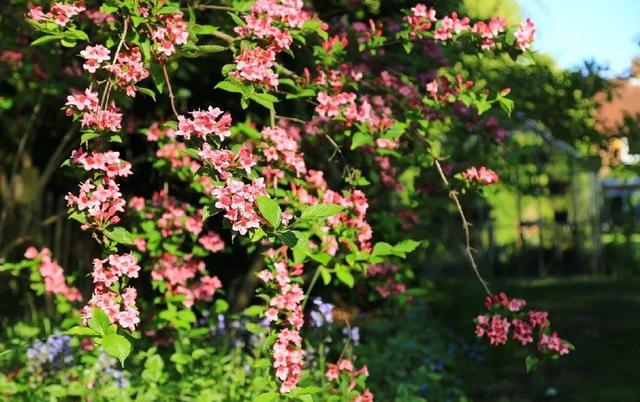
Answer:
[433,276,640,402]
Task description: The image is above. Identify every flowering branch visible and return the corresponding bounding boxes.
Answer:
[434,158,492,296]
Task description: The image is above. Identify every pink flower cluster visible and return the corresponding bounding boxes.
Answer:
[231,46,279,88]
[199,143,257,177]
[475,292,571,357]
[472,17,507,50]
[151,13,189,57]
[404,4,436,31]
[70,149,133,178]
[251,0,311,29]
[235,0,312,51]
[157,142,202,174]
[66,89,123,132]
[366,263,406,298]
[103,47,149,97]
[28,2,85,26]
[80,45,111,74]
[175,106,233,141]
[316,91,372,125]
[515,18,536,51]
[151,253,222,308]
[258,252,306,393]
[212,178,267,235]
[65,150,132,230]
[82,254,141,331]
[461,166,499,185]
[84,8,115,24]
[231,0,314,88]
[404,4,530,51]
[325,359,373,401]
[259,126,306,177]
[425,74,474,104]
[24,247,82,302]
[434,12,471,41]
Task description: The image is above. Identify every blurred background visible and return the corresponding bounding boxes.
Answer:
[1,0,639,401]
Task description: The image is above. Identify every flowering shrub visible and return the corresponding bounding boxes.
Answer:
[0,0,574,399]
[475,292,573,371]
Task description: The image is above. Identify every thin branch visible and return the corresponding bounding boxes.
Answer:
[101,18,129,110]
[162,64,180,119]
[275,115,306,124]
[189,4,235,12]
[210,30,235,44]
[434,158,492,296]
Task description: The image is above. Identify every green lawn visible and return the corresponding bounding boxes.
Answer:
[434,276,640,402]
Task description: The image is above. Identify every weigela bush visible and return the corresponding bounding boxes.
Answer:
[0,0,572,399]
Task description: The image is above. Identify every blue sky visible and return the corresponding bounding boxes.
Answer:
[517,0,640,76]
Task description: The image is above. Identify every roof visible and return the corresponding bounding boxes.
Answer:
[596,77,640,132]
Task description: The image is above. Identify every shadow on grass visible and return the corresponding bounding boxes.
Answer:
[433,276,640,402]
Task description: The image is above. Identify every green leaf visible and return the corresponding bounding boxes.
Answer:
[299,204,343,222]
[104,226,135,245]
[31,35,60,46]
[66,326,99,337]
[256,196,281,228]
[525,355,539,373]
[475,99,491,115]
[137,87,156,101]
[65,30,89,41]
[249,92,279,111]
[516,52,535,66]
[226,12,245,27]
[351,131,374,150]
[372,242,394,257]
[245,322,266,335]
[276,231,299,247]
[80,132,100,144]
[88,307,110,336]
[158,6,182,14]
[498,96,514,116]
[192,24,219,35]
[254,392,279,402]
[285,88,316,99]
[99,5,118,13]
[394,239,421,253]
[319,267,331,285]
[335,265,354,287]
[215,80,244,94]
[198,45,227,53]
[102,334,131,367]
[243,305,264,317]
[60,38,77,48]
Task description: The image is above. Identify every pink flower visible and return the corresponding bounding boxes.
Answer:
[538,332,570,355]
[462,166,499,185]
[511,319,533,345]
[257,270,274,282]
[175,106,232,140]
[487,314,510,345]
[198,231,225,253]
[29,248,82,302]
[27,6,45,21]
[66,89,100,113]
[528,310,550,328]
[515,18,536,51]
[24,246,39,259]
[80,45,111,73]
[103,47,149,96]
[231,47,279,88]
